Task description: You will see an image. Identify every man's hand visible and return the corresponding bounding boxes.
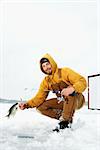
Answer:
[61,86,75,97]
[19,102,28,110]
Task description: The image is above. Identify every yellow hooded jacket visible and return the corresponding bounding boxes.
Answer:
[26,53,87,108]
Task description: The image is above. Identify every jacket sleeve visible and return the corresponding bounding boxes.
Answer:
[62,68,87,93]
[26,77,49,108]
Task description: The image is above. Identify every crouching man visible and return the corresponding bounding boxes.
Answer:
[19,53,87,132]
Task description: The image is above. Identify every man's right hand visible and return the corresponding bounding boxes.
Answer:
[19,103,28,110]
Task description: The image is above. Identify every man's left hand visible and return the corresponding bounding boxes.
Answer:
[61,86,75,97]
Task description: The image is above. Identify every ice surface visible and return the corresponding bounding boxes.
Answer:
[0,103,100,150]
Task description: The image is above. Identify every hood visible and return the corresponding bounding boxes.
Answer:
[40,53,57,75]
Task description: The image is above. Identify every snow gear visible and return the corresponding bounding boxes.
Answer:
[53,120,72,132]
[37,92,85,121]
[24,53,86,123]
[26,53,87,108]
[37,98,63,120]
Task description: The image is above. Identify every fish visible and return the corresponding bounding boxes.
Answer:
[6,102,19,118]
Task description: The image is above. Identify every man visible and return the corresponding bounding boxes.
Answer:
[19,53,87,132]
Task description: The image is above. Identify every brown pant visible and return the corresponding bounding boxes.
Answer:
[37,94,85,121]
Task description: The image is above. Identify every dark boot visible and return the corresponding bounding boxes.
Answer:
[53,120,72,132]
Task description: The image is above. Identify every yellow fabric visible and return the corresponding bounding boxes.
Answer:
[27,53,87,108]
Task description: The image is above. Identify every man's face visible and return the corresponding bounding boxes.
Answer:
[42,62,52,75]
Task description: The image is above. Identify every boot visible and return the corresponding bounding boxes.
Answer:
[53,120,72,132]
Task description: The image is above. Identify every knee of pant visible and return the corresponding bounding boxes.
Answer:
[36,104,47,112]
[76,95,85,110]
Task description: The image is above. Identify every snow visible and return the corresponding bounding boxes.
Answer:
[0,103,100,150]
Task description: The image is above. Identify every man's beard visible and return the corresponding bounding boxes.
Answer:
[44,69,52,75]
[47,72,52,75]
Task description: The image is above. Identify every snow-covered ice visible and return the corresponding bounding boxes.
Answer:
[0,103,100,150]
